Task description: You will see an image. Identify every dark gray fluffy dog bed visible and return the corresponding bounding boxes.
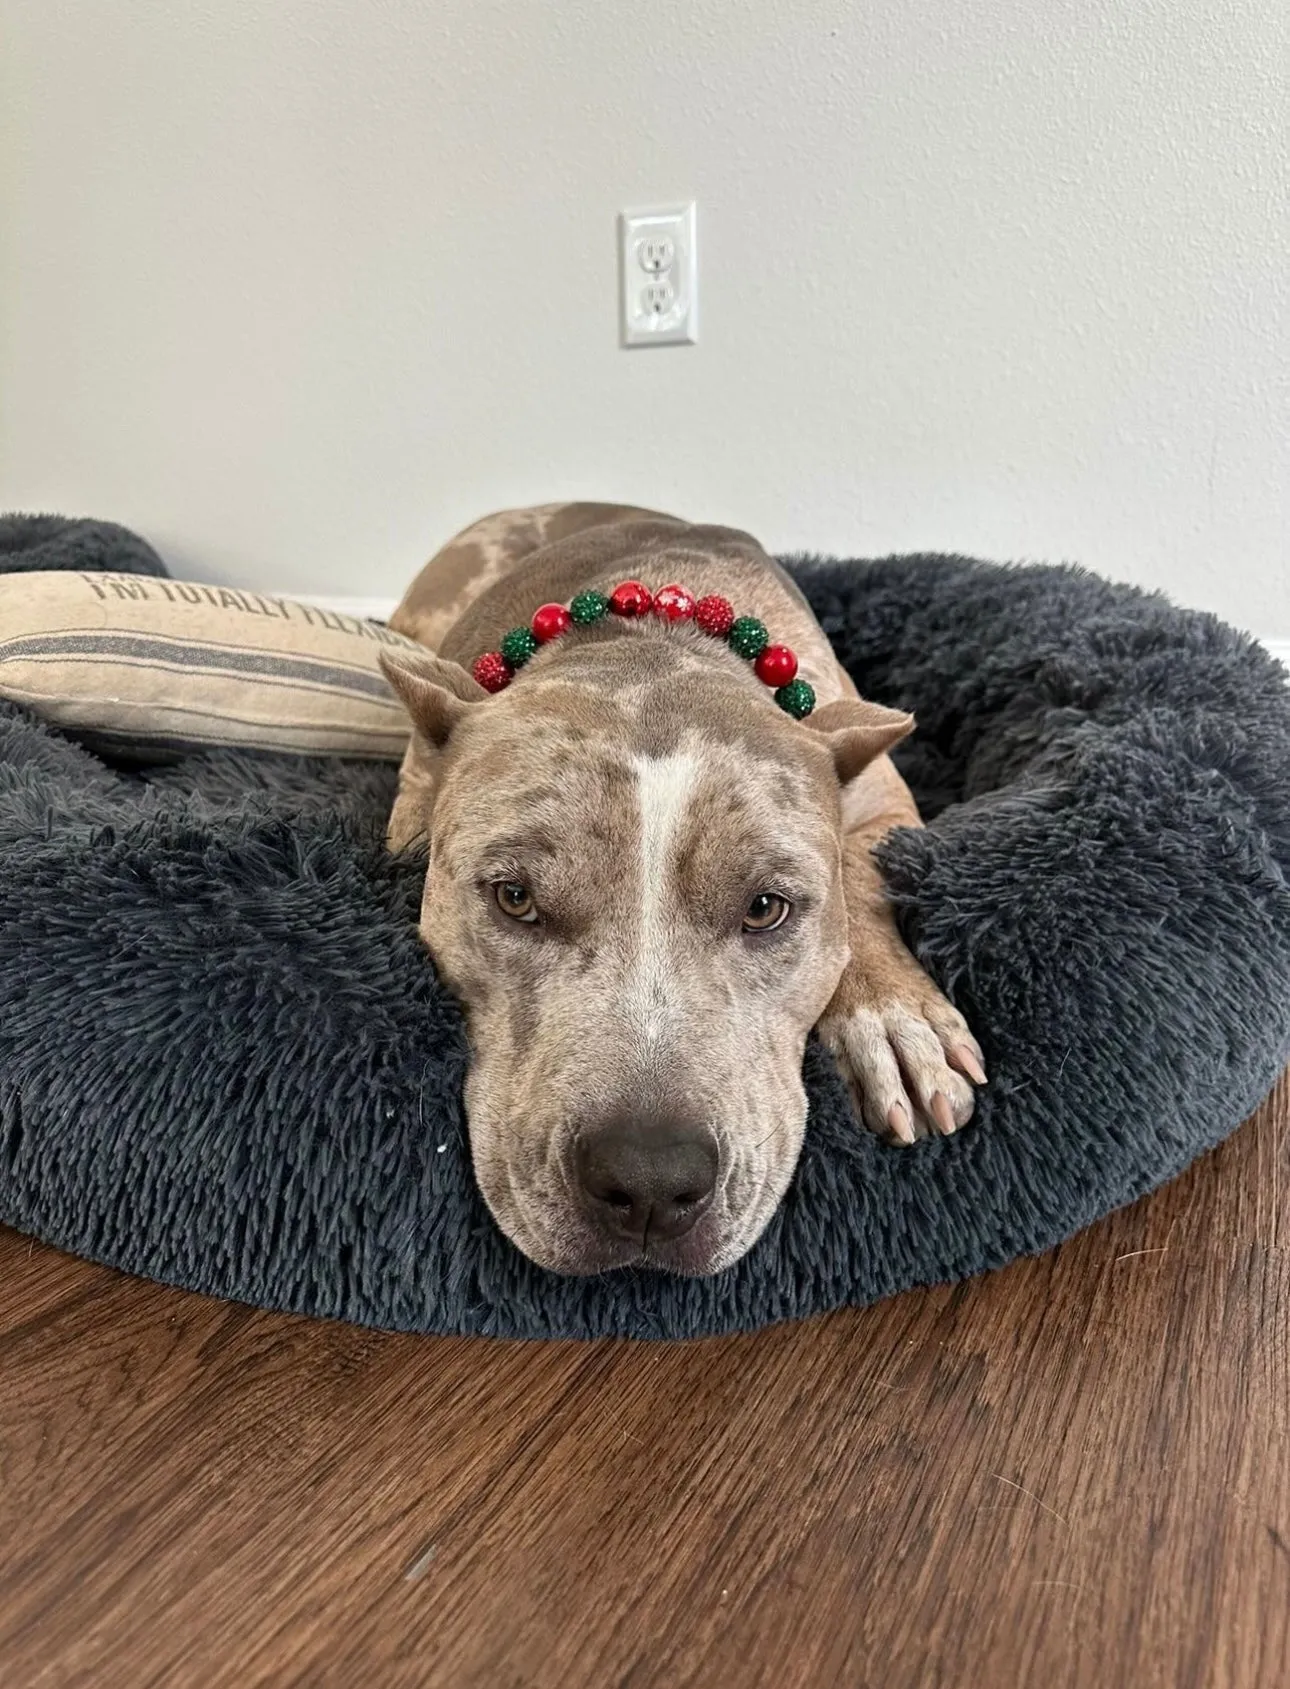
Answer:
[2,515,1288,1338]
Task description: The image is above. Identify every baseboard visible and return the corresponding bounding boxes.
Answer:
[291,593,398,623]
[1266,640,1290,670]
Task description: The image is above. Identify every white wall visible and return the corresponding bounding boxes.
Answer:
[1,1,1286,634]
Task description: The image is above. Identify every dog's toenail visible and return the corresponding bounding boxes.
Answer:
[886,1101,914,1144]
[931,1092,957,1135]
[952,1044,988,1085]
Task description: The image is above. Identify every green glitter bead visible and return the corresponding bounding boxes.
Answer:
[775,677,816,718]
[569,590,610,625]
[727,616,769,659]
[500,625,539,668]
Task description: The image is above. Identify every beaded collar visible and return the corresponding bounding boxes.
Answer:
[470,579,816,718]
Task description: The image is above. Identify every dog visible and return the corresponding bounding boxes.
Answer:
[380,503,985,1277]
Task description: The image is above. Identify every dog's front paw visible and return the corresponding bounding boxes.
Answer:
[817,992,986,1145]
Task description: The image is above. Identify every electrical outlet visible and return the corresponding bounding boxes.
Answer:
[619,203,696,347]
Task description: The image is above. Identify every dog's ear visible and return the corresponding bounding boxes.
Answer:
[799,697,915,785]
[379,647,488,749]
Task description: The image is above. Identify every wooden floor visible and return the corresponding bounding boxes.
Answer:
[1,1078,1286,1689]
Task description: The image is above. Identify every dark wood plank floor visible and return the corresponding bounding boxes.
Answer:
[1,1075,1286,1689]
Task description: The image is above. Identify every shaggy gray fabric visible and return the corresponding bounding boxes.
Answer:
[2,519,1288,1338]
[0,512,167,578]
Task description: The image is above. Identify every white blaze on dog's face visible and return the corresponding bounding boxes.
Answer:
[382,631,911,1276]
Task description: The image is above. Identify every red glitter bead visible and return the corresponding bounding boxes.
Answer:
[609,579,653,617]
[653,583,696,622]
[472,651,512,693]
[694,595,735,637]
[531,602,573,643]
[755,644,799,687]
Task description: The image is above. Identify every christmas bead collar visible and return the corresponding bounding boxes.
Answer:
[470,580,816,718]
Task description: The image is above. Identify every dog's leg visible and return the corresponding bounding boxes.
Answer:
[817,793,986,1144]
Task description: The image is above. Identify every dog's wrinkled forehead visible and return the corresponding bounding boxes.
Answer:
[432,657,838,913]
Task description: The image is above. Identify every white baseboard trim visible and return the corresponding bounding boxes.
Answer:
[1265,640,1290,670]
[291,592,398,622]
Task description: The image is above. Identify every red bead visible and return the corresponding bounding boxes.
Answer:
[653,583,696,622]
[531,602,573,643]
[609,579,653,617]
[694,595,735,638]
[755,644,798,687]
[472,651,511,693]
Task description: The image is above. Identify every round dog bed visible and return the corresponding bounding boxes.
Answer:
[2,528,1288,1338]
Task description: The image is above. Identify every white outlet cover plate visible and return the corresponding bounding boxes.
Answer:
[619,203,697,348]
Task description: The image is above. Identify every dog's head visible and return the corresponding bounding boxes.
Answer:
[382,625,911,1276]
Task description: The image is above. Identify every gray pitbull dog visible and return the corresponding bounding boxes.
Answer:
[381,503,986,1277]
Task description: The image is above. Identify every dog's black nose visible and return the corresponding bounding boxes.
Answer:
[576,1118,718,1246]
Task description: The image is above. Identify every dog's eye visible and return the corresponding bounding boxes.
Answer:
[495,881,538,923]
[743,892,791,933]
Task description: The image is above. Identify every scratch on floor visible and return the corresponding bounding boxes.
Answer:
[990,1473,1069,1527]
[596,1398,644,1446]
[404,1541,439,1583]
[1112,1248,1170,1265]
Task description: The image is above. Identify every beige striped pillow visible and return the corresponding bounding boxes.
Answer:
[0,571,416,760]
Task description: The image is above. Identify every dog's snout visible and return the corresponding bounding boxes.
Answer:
[576,1117,718,1246]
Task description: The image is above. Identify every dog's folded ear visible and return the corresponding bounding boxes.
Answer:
[379,647,488,749]
[799,696,915,785]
